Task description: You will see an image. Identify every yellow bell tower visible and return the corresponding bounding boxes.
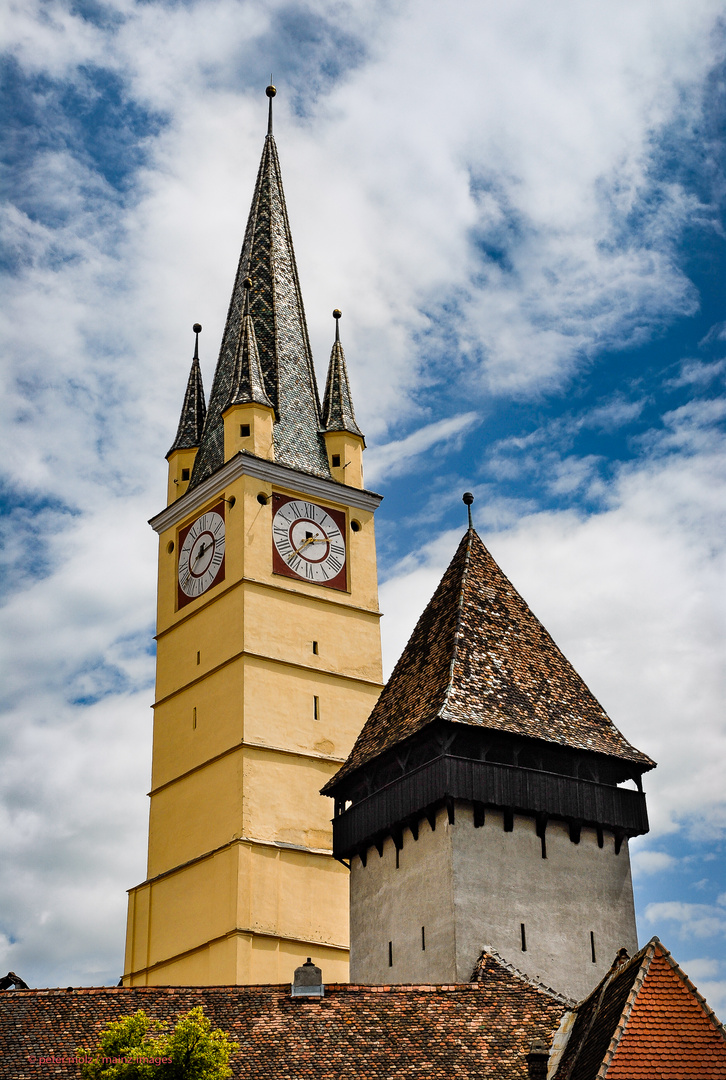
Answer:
[123,87,383,986]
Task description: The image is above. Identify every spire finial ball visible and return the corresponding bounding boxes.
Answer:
[266,84,276,98]
[193,323,202,334]
[333,309,342,320]
[463,492,474,506]
[243,278,252,290]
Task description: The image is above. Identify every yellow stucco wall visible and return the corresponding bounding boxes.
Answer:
[124,463,382,986]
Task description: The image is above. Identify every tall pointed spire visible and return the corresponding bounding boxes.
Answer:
[321,309,364,439]
[167,323,206,457]
[190,85,329,488]
[224,278,273,409]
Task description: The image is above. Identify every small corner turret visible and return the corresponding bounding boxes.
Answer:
[322,310,365,488]
[222,277,275,463]
[166,323,206,504]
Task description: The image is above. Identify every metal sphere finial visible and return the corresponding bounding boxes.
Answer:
[333,309,342,319]
[243,277,252,289]
[333,309,342,341]
[266,84,276,98]
[193,322,202,334]
[463,491,474,530]
[192,322,202,360]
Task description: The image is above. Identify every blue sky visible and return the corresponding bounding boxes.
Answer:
[1,0,725,1009]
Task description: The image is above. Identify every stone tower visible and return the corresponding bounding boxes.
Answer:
[324,519,655,1001]
[123,87,383,986]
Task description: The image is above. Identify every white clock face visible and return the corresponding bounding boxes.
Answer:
[178,509,225,599]
[272,499,346,585]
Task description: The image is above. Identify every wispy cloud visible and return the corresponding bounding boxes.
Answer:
[364,413,480,484]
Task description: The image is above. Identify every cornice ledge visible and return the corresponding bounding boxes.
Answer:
[150,451,383,534]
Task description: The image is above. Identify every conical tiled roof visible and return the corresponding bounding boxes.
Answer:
[328,529,654,788]
[321,314,363,438]
[190,95,329,488]
[224,280,272,410]
[166,330,206,457]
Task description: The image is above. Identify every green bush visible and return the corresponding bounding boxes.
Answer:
[76,1005,238,1078]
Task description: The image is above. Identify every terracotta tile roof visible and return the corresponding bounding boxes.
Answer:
[327,529,654,789]
[0,955,565,1079]
[190,117,330,489]
[551,938,726,1080]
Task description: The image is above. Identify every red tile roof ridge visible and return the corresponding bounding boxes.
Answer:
[470,943,576,1006]
[594,937,726,1079]
[595,938,657,1079]
[647,939,726,1038]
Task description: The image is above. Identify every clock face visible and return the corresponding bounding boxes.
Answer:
[272,494,347,590]
[177,503,226,608]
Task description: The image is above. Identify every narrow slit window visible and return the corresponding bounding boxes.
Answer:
[240,424,251,437]
[590,931,596,964]
[192,707,197,730]
[520,923,527,952]
[332,454,341,468]
[388,941,393,967]
[312,641,319,655]
[196,651,200,665]
[421,926,426,951]
[395,847,399,869]
[313,696,320,721]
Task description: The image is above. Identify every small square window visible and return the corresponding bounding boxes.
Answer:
[331,454,341,468]
[240,424,251,438]
[181,468,190,481]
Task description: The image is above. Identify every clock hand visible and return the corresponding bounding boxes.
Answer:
[181,542,212,589]
[287,534,325,560]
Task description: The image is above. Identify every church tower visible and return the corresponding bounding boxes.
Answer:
[123,87,383,986]
[324,501,655,1001]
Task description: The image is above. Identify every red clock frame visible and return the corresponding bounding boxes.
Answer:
[176,501,226,610]
[271,493,348,591]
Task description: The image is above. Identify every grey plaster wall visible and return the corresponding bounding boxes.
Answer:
[349,807,457,984]
[450,804,638,999]
[349,801,638,1001]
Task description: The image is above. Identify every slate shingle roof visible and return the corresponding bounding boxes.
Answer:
[167,348,206,456]
[0,956,566,1080]
[327,529,654,790]
[225,284,273,410]
[321,322,363,439]
[190,110,330,488]
[551,937,726,1080]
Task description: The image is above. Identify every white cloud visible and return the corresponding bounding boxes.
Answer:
[666,359,726,389]
[364,413,480,485]
[631,850,678,878]
[645,901,726,939]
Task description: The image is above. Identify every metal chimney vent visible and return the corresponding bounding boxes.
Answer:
[291,957,324,998]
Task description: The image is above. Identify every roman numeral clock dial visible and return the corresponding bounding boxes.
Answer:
[177,503,226,609]
[272,494,347,591]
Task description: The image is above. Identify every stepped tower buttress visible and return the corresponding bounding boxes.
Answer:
[123,87,383,987]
